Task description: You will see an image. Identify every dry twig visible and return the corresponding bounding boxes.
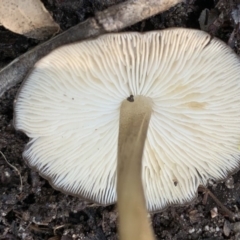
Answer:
[198,185,236,221]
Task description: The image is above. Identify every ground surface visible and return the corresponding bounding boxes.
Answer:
[1,0,240,239]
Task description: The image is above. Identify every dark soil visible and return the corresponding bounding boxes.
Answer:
[1,0,240,239]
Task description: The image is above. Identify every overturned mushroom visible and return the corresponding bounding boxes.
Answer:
[14,29,240,238]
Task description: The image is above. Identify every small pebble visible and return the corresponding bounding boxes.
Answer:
[233,222,240,233]
[225,176,234,189]
[223,220,231,237]
[210,207,218,218]
[189,228,195,234]
[1,212,6,216]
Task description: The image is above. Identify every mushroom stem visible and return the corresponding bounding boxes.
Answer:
[117,95,155,240]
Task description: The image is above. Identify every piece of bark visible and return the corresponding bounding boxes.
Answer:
[96,0,184,31]
[0,0,184,98]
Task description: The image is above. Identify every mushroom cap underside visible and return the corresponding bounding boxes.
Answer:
[14,28,240,212]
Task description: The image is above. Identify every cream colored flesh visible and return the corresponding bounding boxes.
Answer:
[117,96,155,240]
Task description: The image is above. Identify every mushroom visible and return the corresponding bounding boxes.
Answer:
[14,28,240,239]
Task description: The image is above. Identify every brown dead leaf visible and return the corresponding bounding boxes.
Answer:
[0,0,60,40]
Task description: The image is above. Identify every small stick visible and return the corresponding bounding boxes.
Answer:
[0,151,23,192]
[198,185,236,221]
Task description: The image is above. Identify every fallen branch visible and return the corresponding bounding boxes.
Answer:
[96,0,184,31]
[0,0,184,97]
